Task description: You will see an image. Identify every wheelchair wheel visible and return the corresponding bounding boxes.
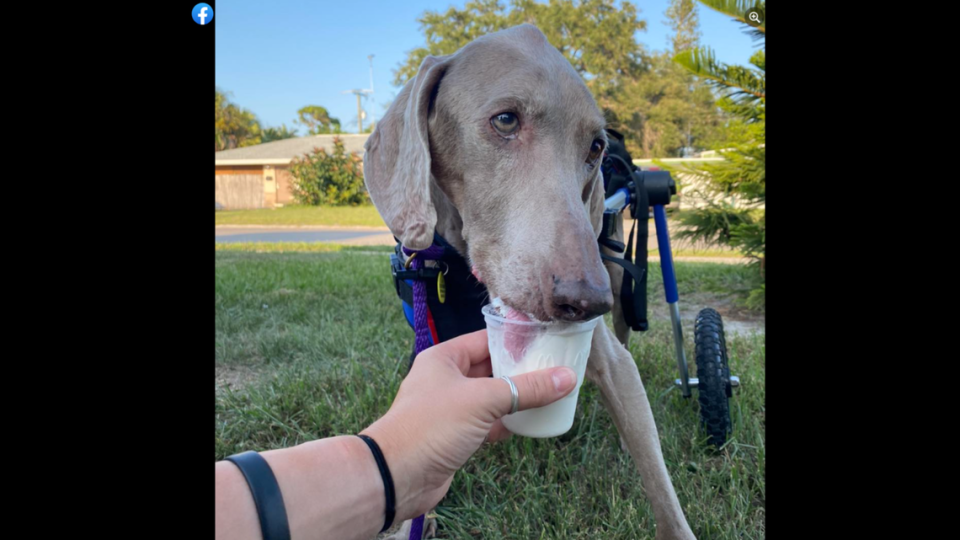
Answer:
[694,308,732,448]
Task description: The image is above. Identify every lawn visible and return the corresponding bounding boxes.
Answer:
[215,204,387,227]
[213,241,740,259]
[215,242,395,254]
[215,249,765,539]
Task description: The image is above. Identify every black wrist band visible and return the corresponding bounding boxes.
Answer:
[224,451,291,540]
[357,434,396,533]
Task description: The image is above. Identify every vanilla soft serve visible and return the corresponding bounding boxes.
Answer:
[483,302,599,437]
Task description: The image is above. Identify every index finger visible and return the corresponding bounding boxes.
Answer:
[431,329,490,375]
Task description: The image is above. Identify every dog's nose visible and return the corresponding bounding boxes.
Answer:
[551,278,613,321]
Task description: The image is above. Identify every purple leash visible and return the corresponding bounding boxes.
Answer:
[401,243,444,540]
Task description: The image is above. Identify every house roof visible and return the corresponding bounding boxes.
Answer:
[215,134,371,165]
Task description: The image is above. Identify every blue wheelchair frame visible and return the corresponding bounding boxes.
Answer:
[603,180,740,398]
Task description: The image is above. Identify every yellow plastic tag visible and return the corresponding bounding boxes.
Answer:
[437,271,446,303]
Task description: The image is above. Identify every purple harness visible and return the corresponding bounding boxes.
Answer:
[402,244,445,355]
[400,243,444,540]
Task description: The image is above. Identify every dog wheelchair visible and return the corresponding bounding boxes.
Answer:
[599,129,740,448]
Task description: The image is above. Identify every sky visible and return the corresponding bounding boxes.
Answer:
[214,0,760,134]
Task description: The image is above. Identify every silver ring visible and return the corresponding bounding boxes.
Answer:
[501,375,519,415]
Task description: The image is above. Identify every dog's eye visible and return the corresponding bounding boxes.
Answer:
[587,139,604,163]
[491,113,520,137]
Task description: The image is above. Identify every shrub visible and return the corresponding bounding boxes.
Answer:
[289,137,369,206]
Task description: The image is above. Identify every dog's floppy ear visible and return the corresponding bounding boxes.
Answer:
[363,55,450,250]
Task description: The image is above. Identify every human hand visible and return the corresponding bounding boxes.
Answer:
[361,329,577,521]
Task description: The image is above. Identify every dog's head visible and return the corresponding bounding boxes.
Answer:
[364,24,612,322]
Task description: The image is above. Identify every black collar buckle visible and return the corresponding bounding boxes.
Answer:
[390,246,441,296]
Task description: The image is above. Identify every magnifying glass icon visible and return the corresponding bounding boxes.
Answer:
[749,12,761,23]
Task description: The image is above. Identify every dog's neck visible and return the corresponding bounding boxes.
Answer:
[429,176,468,256]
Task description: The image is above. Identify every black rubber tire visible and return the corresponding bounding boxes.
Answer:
[694,308,733,448]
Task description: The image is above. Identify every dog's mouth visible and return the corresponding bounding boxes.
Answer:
[473,265,545,361]
[472,265,544,321]
[488,297,543,363]
[490,297,537,323]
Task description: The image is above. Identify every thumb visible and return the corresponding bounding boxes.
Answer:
[484,367,578,418]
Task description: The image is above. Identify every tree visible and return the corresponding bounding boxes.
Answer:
[396,0,645,94]
[605,0,719,158]
[393,0,515,87]
[612,52,722,158]
[215,88,262,151]
[394,0,721,158]
[262,124,298,143]
[295,105,342,135]
[289,137,368,206]
[668,0,765,307]
[665,0,701,54]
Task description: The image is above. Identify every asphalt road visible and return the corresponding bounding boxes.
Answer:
[214,223,743,260]
[215,227,396,245]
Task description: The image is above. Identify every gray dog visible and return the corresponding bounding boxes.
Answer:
[364,24,696,540]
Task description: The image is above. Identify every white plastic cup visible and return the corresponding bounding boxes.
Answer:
[482,304,600,437]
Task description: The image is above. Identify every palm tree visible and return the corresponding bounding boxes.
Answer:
[295,106,342,135]
[215,88,262,150]
[262,124,299,143]
[667,0,765,306]
[672,0,764,105]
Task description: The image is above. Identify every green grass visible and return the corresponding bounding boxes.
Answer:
[215,242,394,254]
[214,242,740,259]
[652,249,744,258]
[215,251,764,539]
[215,204,387,227]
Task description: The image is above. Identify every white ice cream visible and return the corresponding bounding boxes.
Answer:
[485,303,598,438]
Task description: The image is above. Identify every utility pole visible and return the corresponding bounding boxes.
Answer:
[356,92,363,133]
[368,54,376,128]
[341,55,376,134]
[342,88,370,133]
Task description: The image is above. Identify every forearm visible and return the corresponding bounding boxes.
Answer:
[215,436,385,540]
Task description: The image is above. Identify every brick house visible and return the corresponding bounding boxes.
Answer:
[215,134,370,209]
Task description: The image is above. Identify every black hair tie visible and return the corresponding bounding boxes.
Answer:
[224,451,291,540]
[357,434,396,533]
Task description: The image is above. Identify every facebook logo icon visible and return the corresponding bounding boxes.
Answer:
[192,3,214,25]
